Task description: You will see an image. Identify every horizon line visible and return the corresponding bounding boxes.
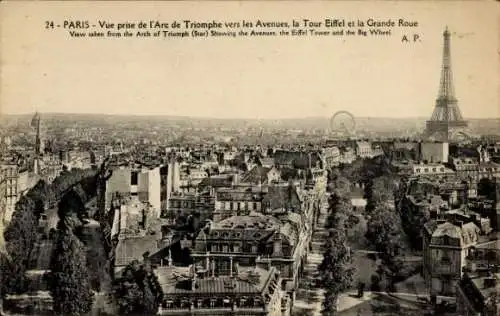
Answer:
[1,111,500,121]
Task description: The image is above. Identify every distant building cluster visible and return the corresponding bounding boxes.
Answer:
[1,112,499,316]
[390,139,500,315]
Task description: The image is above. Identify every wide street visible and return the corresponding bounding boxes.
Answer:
[292,192,433,316]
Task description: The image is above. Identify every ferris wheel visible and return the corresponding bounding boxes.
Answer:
[330,111,356,136]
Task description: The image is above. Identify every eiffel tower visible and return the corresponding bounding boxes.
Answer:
[425,27,468,142]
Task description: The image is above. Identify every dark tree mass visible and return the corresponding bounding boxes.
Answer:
[320,175,356,314]
[49,190,94,316]
[111,260,163,316]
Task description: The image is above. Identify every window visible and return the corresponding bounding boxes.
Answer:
[131,171,138,185]
[441,251,451,263]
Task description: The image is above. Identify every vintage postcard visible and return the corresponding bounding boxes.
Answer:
[0,1,499,316]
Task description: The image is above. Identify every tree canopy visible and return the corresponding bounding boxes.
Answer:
[365,175,398,214]
[49,189,94,316]
[320,229,355,315]
[2,163,99,298]
[321,173,356,314]
[49,226,94,315]
[337,155,393,184]
[365,206,403,258]
[328,176,351,200]
[111,260,163,316]
[3,195,38,293]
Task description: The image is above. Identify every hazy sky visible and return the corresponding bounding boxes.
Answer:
[1,1,498,119]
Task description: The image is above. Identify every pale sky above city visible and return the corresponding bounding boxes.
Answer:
[0,1,498,119]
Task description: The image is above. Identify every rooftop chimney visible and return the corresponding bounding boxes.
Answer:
[191,265,197,291]
[229,256,233,277]
[232,173,239,186]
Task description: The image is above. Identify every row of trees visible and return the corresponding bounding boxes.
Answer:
[3,179,55,293]
[1,168,99,306]
[364,175,399,214]
[49,190,95,315]
[364,176,404,292]
[45,161,121,316]
[320,174,357,316]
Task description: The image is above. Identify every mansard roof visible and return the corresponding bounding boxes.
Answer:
[429,221,481,247]
[262,185,301,211]
[241,166,273,184]
[155,265,275,296]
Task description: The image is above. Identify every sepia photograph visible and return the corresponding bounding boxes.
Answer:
[0,1,499,315]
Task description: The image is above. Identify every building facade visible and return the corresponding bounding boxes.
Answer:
[423,220,481,296]
[192,211,309,302]
[419,141,449,163]
[105,164,162,217]
[1,160,31,223]
[355,141,373,158]
[162,192,214,226]
[213,188,265,222]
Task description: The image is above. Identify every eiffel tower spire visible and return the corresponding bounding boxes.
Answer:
[425,27,468,141]
[437,26,455,102]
